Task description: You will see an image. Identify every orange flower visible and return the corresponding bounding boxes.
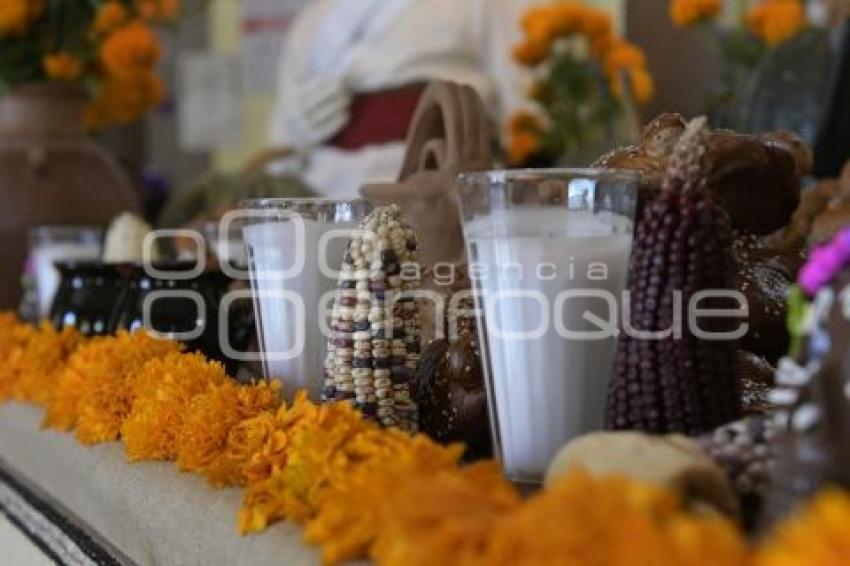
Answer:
[480,470,749,566]
[369,461,521,566]
[121,352,227,461]
[100,20,162,77]
[42,331,181,440]
[578,6,613,40]
[136,0,181,22]
[175,380,281,482]
[603,40,647,77]
[513,39,550,66]
[0,0,44,38]
[43,53,84,81]
[12,324,83,408]
[747,0,806,47]
[755,488,850,566]
[670,0,723,27]
[507,110,545,165]
[94,2,128,35]
[0,314,36,402]
[549,2,585,36]
[74,332,182,444]
[85,71,164,129]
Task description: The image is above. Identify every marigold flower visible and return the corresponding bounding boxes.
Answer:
[85,71,164,129]
[480,470,749,566]
[670,0,723,27]
[603,40,647,77]
[121,352,227,462]
[507,110,545,165]
[549,2,585,36]
[578,6,613,40]
[755,488,850,565]
[12,324,82,408]
[74,332,182,444]
[0,0,44,38]
[513,39,550,66]
[42,331,181,439]
[747,0,806,47]
[0,314,36,402]
[176,380,281,482]
[137,0,181,22]
[43,53,84,81]
[94,2,128,35]
[367,461,521,566]
[100,21,162,77]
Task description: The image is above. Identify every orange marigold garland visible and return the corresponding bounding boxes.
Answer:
[175,379,281,484]
[480,469,750,566]
[5,316,850,565]
[121,352,228,462]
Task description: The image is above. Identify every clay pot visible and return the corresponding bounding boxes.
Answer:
[0,82,139,310]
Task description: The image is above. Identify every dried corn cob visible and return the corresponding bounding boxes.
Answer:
[323,205,421,431]
[605,118,742,434]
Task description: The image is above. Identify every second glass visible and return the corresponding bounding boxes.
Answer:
[241,198,372,400]
[457,169,638,484]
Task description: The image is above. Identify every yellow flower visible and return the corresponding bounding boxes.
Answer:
[0,0,44,38]
[43,53,84,81]
[94,2,128,36]
[121,352,227,462]
[747,0,806,47]
[755,488,850,566]
[101,21,162,77]
[670,0,723,27]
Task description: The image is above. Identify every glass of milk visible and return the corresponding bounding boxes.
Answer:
[241,199,372,401]
[29,225,104,320]
[457,169,638,484]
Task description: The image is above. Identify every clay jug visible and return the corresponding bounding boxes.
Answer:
[0,82,139,310]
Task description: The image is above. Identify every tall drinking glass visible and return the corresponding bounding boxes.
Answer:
[457,169,638,484]
[241,198,372,400]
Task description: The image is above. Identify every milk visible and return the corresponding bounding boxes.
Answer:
[466,208,633,482]
[244,219,350,400]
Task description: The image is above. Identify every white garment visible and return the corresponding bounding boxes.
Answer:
[269,0,533,199]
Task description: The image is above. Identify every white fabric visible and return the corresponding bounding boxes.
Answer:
[269,0,534,198]
[0,514,55,566]
[0,403,319,566]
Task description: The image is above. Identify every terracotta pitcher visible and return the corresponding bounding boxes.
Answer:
[0,82,139,310]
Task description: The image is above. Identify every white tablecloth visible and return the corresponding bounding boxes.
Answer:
[0,402,319,566]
